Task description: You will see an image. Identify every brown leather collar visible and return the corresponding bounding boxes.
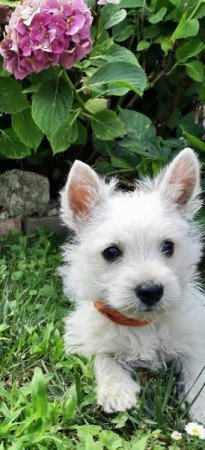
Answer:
[94,300,151,327]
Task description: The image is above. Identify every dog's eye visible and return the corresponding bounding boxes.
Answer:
[102,245,122,261]
[161,240,174,256]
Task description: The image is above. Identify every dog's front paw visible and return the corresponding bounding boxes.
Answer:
[97,381,140,413]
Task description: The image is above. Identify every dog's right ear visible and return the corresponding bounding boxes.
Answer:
[60,160,114,230]
[158,148,201,216]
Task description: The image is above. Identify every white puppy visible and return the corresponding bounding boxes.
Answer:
[60,148,205,423]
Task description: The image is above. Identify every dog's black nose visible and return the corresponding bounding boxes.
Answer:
[135,282,164,306]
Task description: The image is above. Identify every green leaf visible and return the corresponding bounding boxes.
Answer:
[132,434,149,450]
[182,130,205,152]
[0,0,19,6]
[119,0,144,7]
[12,108,43,150]
[32,74,73,139]
[50,112,79,154]
[171,13,199,42]
[91,110,125,140]
[149,7,167,24]
[119,108,155,138]
[195,3,205,19]
[31,367,48,418]
[0,128,30,159]
[87,62,146,96]
[93,136,115,155]
[176,38,205,62]
[185,60,204,82]
[30,66,61,87]
[90,41,140,67]
[112,22,135,42]
[111,154,133,169]
[116,109,157,159]
[85,98,107,114]
[105,9,127,30]
[95,161,114,174]
[137,40,150,51]
[99,430,124,449]
[160,37,173,54]
[112,412,129,428]
[0,78,28,113]
[74,121,87,145]
[75,425,102,438]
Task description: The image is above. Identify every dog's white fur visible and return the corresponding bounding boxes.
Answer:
[60,148,205,422]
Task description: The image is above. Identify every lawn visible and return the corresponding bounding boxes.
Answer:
[0,229,204,449]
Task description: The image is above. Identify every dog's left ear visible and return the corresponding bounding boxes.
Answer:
[60,160,114,230]
[159,148,201,213]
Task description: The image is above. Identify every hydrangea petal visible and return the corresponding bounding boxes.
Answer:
[0,0,93,79]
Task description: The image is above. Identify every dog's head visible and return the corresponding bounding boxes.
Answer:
[60,148,203,319]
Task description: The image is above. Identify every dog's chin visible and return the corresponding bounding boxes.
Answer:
[121,302,172,320]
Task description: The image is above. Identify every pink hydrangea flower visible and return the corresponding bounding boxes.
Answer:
[0,0,93,79]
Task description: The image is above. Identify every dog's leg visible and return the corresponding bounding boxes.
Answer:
[94,354,141,413]
[182,356,205,424]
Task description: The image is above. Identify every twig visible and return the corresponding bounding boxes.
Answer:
[148,51,173,85]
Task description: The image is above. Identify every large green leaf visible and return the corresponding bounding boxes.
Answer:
[132,434,149,450]
[12,108,43,150]
[0,78,29,113]
[93,136,115,156]
[176,38,205,62]
[119,109,156,138]
[116,109,158,159]
[90,41,140,67]
[91,110,125,140]
[105,9,127,30]
[87,62,146,96]
[171,13,199,41]
[0,128,30,159]
[30,66,61,87]
[32,74,73,139]
[50,112,79,154]
[112,22,135,42]
[99,5,126,31]
[185,60,204,82]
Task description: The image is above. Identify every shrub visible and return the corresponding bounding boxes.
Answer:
[0,0,205,182]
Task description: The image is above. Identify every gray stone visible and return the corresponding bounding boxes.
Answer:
[45,199,59,217]
[0,210,9,219]
[23,216,67,236]
[0,217,22,235]
[0,170,50,218]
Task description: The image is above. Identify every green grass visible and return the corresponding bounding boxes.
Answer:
[0,229,205,449]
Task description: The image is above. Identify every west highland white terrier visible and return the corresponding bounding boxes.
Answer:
[60,148,205,423]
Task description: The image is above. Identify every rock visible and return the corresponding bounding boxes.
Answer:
[23,216,67,236]
[0,210,9,219]
[0,217,22,235]
[45,199,59,217]
[0,170,50,218]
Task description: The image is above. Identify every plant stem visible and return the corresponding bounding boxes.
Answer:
[189,0,204,19]
[63,69,85,108]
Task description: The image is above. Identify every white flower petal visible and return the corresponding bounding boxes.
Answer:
[171,431,182,441]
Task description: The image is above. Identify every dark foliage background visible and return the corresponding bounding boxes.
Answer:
[0,0,205,202]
